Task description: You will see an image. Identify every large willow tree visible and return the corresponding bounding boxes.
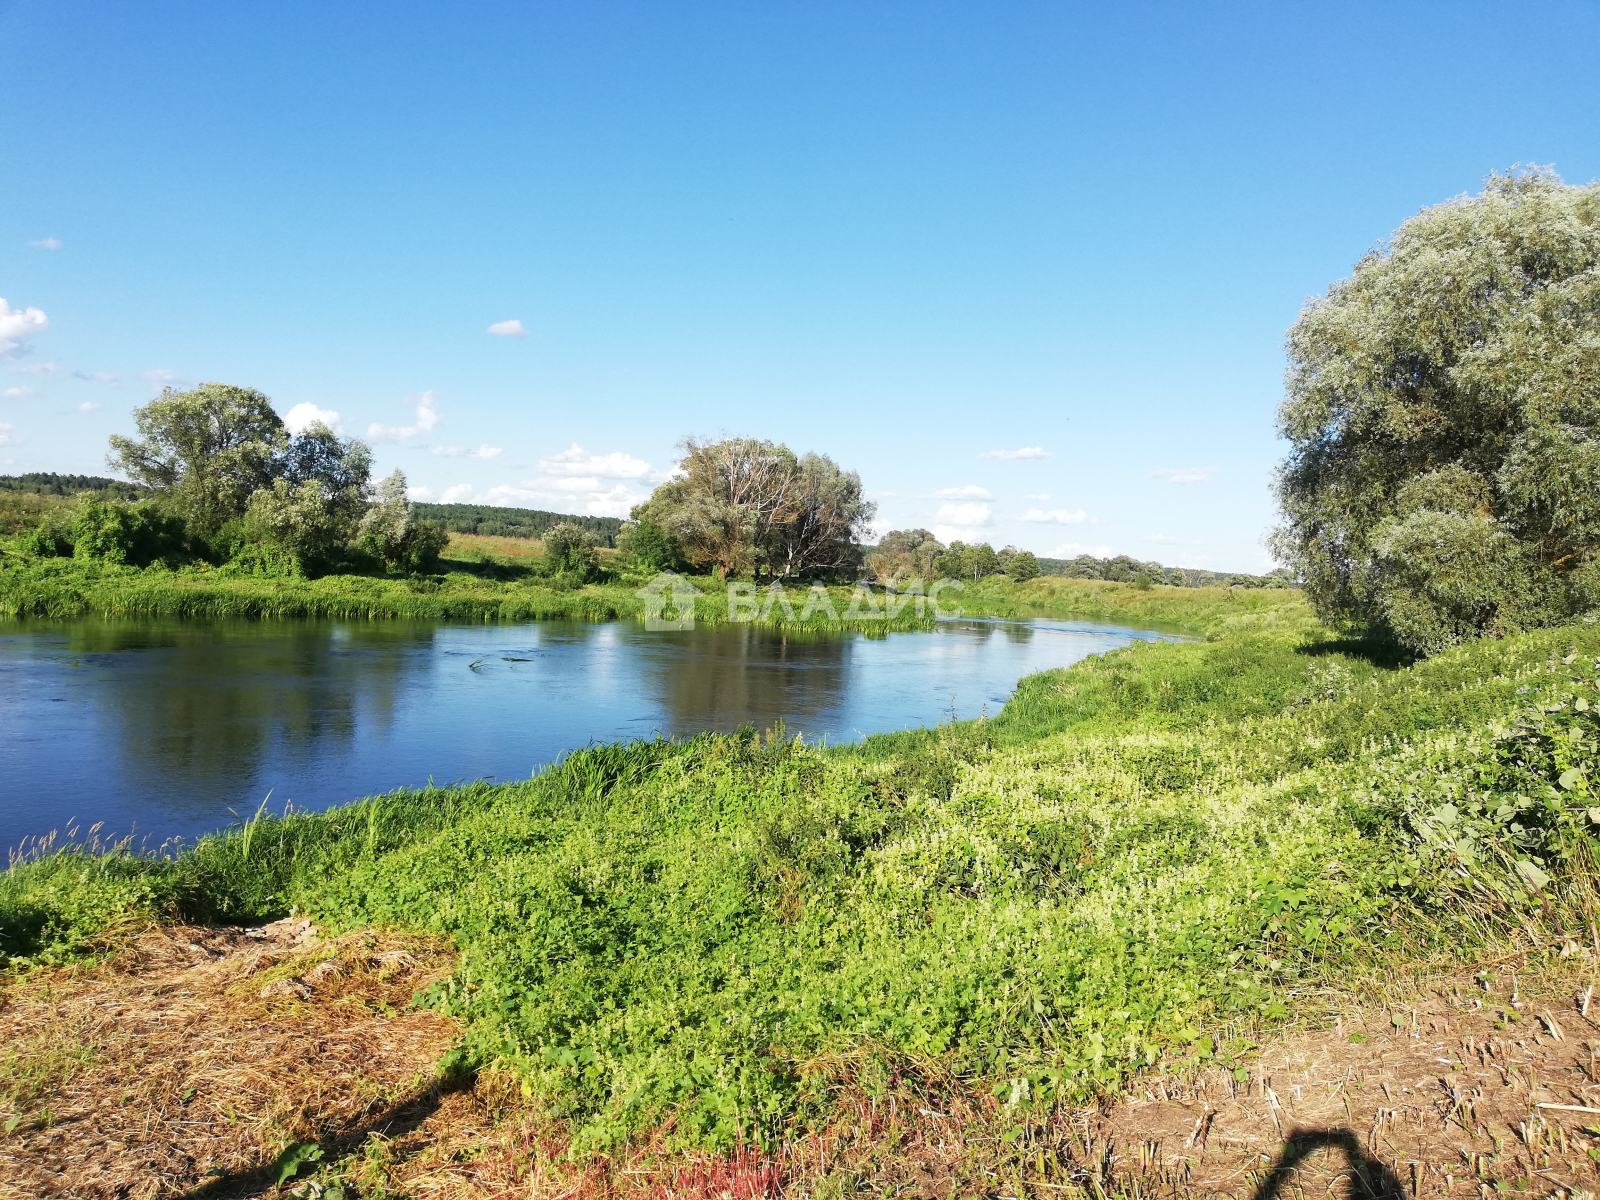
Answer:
[1274,168,1600,655]
[632,437,875,578]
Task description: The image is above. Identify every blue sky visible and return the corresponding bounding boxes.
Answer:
[2,2,1597,571]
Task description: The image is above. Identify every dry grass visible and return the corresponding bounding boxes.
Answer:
[0,917,457,1198]
[11,925,1600,1198]
[443,533,625,566]
[445,533,547,560]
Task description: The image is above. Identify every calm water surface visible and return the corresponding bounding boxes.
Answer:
[0,616,1183,852]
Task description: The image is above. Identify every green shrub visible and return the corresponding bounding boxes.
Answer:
[71,500,186,567]
[17,523,71,558]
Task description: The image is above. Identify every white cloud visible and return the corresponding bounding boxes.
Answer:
[406,484,435,501]
[0,423,20,446]
[368,390,442,442]
[1020,507,1088,525]
[0,298,49,357]
[1149,466,1215,485]
[487,319,528,337]
[539,444,657,480]
[93,372,117,384]
[933,524,991,545]
[1025,492,1052,501]
[409,443,661,519]
[3,386,33,400]
[1048,541,1116,558]
[71,369,118,383]
[29,237,62,250]
[77,401,101,414]
[282,402,343,435]
[480,480,649,519]
[14,361,57,377]
[933,502,994,528]
[142,368,182,383]
[934,484,993,500]
[978,446,1051,460]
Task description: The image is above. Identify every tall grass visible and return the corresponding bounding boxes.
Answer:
[6,606,1596,1151]
[0,558,936,632]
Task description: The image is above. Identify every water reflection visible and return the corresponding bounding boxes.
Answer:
[0,616,1181,851]
[644,624,852,736]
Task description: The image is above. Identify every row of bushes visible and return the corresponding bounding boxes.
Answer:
[10,497,446,577]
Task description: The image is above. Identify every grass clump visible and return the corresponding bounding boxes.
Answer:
[8,600,1600,1155]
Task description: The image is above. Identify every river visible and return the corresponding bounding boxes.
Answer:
[0,615,1184,853]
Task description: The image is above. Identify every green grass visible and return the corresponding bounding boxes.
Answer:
[6,591,1597,1153]
[0,556,938,632]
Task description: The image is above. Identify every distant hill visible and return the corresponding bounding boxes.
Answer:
[412,503,624,547]
[0,473,150,500]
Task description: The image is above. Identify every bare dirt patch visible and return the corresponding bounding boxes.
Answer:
[1096,964,1600,1198]
[0,917,457,1199]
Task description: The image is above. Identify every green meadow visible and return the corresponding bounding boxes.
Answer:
[6,581,1595,1153]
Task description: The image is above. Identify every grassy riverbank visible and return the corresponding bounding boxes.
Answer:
[0,557,946,631]
[0,543,1302,634]
[5,588,1596,1158]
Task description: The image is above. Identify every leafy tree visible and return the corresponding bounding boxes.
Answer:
[934,541,1001,581]
[866,529,944,583]
[761,452,875,578]
[108,384,286,534]
[966,542,999,581]
[358,471,448,572]
[1274,168,1600,654]
[278,421,372,497]
[933,541,968,580]
[239,422,372,569]
[543,522,599,580]
[617,517,684,573]
[1009,550,1040,582]
[635,438,795,577]
[243,479,358,569]
[634,437,875,578]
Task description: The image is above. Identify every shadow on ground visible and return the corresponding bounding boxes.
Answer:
[180,1070,475,1198]
[1252,1128,1406,1200]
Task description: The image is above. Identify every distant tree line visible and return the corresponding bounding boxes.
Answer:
[864,530,1041,583]
[0,473,150,501]
[864,535,1292,589]
[411,503,622,547]
[1041,554,1299,589]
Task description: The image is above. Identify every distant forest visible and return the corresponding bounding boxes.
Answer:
[0,473,151,501]
[408,503,624,547]
[1035,553,1297,588]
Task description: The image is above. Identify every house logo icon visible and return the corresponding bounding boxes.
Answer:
[636,571,701,631]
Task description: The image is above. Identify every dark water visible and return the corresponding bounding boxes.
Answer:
[0,616,1183,852]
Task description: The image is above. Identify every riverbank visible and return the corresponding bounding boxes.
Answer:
[5,590,1595,1191]
[0,557,936,631]
[0,548,1303,634]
